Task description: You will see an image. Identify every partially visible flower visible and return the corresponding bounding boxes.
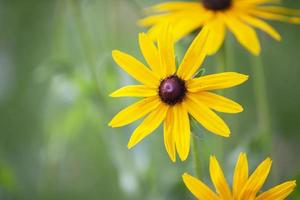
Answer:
[139,0,300,55]
[109,25,248,162]
[183,153,296,199]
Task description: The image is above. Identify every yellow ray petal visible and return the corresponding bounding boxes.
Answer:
[239,158,272,200]
[110,85,157,97]
[184,94,230,137]
[233,153,249,199]
[148,2,203,12]
[182,173,219,200]
[256,180,296,200]
[163,107,176,162]
[138,14,169,27]
[177,26,209,80]
[109,96,160,127]
[235,0,280,7]
[127,103,168,149]
[158,23,176,77]
[209,156,232,199]
[191,92,243,113]
[221,13,261,55]
[174,103,190,161]
[112,50,159,87]
[249,9,300,24]
[139,33,163,76]
[172,11,213,41]
[257,6,300,16]
[205,14,226,55]
[239,14,281,41]
[187,72,249,92]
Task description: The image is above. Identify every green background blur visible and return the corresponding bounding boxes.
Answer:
[0,0,300,199]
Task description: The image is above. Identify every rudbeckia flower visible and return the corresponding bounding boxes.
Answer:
[109,25,248,162]
[183,153,296,199]
[139,0,300,55]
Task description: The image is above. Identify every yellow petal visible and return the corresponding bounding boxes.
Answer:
[177,26,209,80]
[171,11,212,41]
[239,158,272,200]
[148,2,203,12]
[184,94,230,137]
[209,156,232,199]
[158,23,176,77]
[138,14,169,27]
[249,9,300,24]
[233,153,249,199]
[256,180,297,200]
[109,96,160,127]
[257,6,300,16]
[139,33,163,76]
[239,14,281,41]
[190,92,243,113]
[182,173,219,200]
[187,72,249,92]
[163,107,176,162]
[206,14,226,55]
[235,0,280,7]
[127,103,168,149]
[110,85,157,97]
[173,103,191,161]
[112,50,159,87]
[221,13,261,55]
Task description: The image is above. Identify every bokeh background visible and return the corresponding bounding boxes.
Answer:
[0,0,300,199]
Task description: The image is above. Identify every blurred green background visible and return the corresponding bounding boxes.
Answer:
[0,0,300,199]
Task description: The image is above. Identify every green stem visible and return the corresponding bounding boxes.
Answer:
[251,56,272,150]
[191,134,201,178]
[69,0,102,99]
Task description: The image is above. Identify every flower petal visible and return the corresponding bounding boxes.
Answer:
[206,14,226,55]
[239,158,272,200]
[110,85,157,97]
[112,50,159,87]
[139,33,163,76]
[209,156,232,199]
[249,9,300,24]
[158,23,176,77]
[184,93,230,137]
[109,97,160,127]
[177,26,209,80]
[187,72,249,92]
[190,92,243,113]
[163,107,176,162]
[239,14,281,41]
[173,103,191,161]
[221,13,261,55]
[233,153,249,199]
[256,180,296,200]
[148,2,203,12]
[171,11,212,41]
[127,103,168,149]
[182,173,219,200]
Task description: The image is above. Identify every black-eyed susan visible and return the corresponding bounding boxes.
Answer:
[109,25,248,162]
[183,153,296,199]
[139,0,300,55]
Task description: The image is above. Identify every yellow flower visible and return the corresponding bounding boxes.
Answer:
[139,0,300,55]
[183,153,297,199]
[109,25,248,162]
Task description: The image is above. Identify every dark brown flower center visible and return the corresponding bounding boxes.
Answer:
[159,75,186,105]
[202,0,232,11]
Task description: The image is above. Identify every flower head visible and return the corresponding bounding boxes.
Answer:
[139,0,300,55]
[183,153,296,199]
[109,25,248,162]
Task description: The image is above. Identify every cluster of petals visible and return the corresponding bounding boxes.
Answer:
[140,0,300,55]
[183,153,296,200]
